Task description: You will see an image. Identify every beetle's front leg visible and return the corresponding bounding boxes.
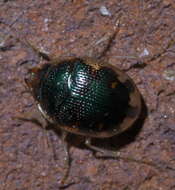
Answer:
[13,106,48,129]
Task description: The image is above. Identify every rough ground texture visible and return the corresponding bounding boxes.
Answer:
[0,0,175,190]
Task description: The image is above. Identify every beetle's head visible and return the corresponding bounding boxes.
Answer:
[25,64,50,101]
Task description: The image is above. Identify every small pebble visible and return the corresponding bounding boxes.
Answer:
[100,6,112,16]
[163,70,175,81]
[139,48,149,58]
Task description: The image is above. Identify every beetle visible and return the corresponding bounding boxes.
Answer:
[17,27,146,186]
[24,56,142,185]
[26,57,141,139]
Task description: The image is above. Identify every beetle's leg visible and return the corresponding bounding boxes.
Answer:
[13,107,48,129]
[14,112,73,186]
[85,137,121,158]
[85,137,161,170]
[13,106,53,151]
[59,131,71,186]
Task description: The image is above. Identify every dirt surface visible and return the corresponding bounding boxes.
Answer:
[0,0,175,190]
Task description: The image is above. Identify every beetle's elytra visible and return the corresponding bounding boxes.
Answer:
[26,57,141,138]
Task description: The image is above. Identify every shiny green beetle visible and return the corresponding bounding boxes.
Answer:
[26,57,141,139]
[23,41,142,186]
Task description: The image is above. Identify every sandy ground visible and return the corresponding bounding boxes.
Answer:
[0,0,175,190]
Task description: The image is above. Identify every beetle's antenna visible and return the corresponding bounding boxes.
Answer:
[0,3,51,61]
[22,39,51,61]
[96,20,121,60]
[86,17,121,60]
[0,5,30,49]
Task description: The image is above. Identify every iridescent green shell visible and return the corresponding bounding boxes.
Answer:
[26,58,141,138]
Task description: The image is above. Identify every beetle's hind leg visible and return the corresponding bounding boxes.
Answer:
[85,137,120,157]
[85,137,161,170]
[85,137,122,160]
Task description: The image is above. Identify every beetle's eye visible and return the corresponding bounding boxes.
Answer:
[26,70,34,79]
[24,70,36,88]
[31,72,36,78]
